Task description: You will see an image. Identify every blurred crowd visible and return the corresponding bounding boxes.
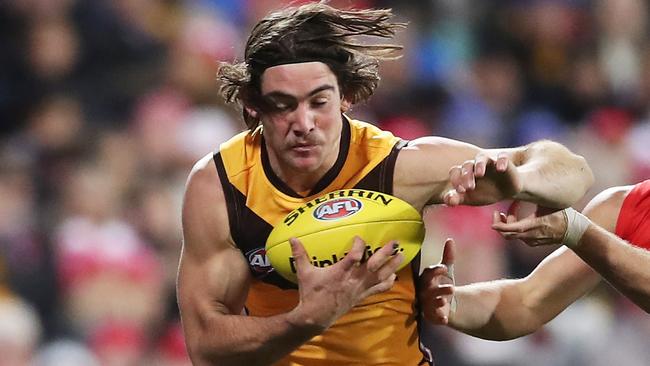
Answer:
[0,0,649,365]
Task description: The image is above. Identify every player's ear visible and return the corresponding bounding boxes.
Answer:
[340,98,351,113]
[245,106,259,119]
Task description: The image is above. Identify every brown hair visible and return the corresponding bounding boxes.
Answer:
[218,2,406,129]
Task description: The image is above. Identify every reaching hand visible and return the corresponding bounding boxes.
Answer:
[419,238,456,325]
[491,200,567,246]
[444,153,523,206]
[289,236,404,330]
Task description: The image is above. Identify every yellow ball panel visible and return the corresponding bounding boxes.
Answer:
[267,220,424,283]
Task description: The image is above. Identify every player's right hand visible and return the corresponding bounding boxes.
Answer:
[288,236,403,330]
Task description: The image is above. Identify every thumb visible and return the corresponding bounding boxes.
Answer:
[507,200,521,222]
[289,238,311,276]
[441,238,456,266]
[443,190,463,207]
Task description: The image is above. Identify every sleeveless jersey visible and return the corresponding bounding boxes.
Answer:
[213,116,431,366]
[615,179,650,249]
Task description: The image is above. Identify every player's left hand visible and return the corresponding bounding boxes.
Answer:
[444,152,523,206]
[491,200,566,246]
[418,238,456,325]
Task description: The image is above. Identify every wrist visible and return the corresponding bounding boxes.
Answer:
[287,303,328,336]
[562,208,591,248]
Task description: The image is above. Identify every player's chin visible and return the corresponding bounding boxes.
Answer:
[288,155,322,172]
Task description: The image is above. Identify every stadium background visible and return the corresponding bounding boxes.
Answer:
[0,0,649,365]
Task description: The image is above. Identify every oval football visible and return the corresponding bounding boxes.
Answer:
[266,189,424,283]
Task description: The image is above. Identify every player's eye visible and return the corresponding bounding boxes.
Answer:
[261,96,297,113]
[311,97,329,107]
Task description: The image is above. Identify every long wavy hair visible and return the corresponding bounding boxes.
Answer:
[218,2,406,129]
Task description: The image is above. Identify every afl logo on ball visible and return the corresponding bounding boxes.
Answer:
[313,198,362,221]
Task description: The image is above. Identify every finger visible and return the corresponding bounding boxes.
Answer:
[434,304,450,323]
[441,238,455,266]
[429,284,454,297]
[492,210,507,226]
[362,273,397,297]
[289,238,311,275]
[506,200,521,223]
[474,153,488,177]
[367,240,399,273]
[437,316,449,325]
[425,311,448,325]
[492,216,540,233]
[448,166,465,193]
[461,160,476,190]
[341,236,365,270]
[496,153,509,172]
[420,264,449,284]
[443,189,462,207]
[373,251,404,282]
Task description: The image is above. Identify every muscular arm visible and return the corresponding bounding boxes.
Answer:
[573,223,650,313]
[178,154,404,365]
[570,186,650,313]
[394,138,593,211]
[177,155,321,366]
[445,187,625,340]
[448,248,600,340]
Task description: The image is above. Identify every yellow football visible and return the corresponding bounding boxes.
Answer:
[266,189,424,283]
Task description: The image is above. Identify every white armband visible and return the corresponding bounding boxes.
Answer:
[446,264,457,313]
[562,207,591,249]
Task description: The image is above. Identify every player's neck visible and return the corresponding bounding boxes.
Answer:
[273,157,336,195]
[269,146,340,196]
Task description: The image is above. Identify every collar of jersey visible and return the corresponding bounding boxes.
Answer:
[261,115,351,198]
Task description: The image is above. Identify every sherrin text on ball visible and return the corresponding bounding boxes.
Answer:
[266,189,425,283]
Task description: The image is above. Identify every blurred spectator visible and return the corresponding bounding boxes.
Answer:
[0,295,42,366]
[34,339,99,366]
[0,1,649,364]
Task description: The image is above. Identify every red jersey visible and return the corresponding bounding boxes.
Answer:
[615,180,650,249]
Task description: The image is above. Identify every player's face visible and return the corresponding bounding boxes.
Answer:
[258,62,345,177]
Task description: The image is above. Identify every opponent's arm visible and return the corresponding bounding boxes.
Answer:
[495,185,650,313]
[572,219,650,313]
[447,248,600,340]
[438,187,624,340]
[178,155,403,366]
[394,138,593,211]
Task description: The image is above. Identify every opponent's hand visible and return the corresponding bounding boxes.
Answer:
[491,201,566,246]
[289,236,403,330]
[444,153,523,206]
[418,238,456,325]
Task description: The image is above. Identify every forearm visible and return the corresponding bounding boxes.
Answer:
[572,224,650,313]
[448,280,541,341]
[515,141,594,208]
[448,249,598,340]
[187,308,322,366]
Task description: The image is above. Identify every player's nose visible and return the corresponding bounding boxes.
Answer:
[290,104,315,136]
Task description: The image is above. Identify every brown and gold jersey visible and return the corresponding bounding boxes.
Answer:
[213,116,431,366]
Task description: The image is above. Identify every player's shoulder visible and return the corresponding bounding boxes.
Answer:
[184,153,226,212]
[582,185,634,231]
[182,153,232,247]
[347,117,399,147]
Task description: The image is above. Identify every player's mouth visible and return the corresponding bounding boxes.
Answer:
[291,143,318,153]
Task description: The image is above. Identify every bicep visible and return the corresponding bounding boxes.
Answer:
[393,137,483,208]
[177,239,250,329]
[177,155,252,346]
